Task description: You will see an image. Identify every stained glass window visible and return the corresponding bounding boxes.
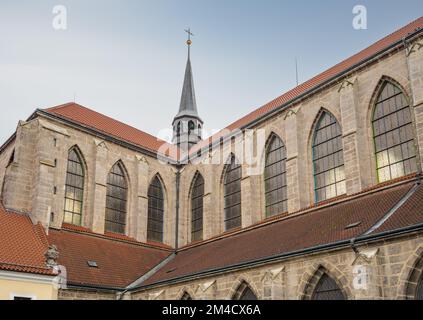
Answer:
[105,162,128,234]
[181,292,192,300]
[312,111,346,202]
[64,148,84,226]
[373,82,417,182]
[264,135,287,216]
[191,174,204,241]
[224,155,242,231]
[417,275,423,300]
[233,282,258,300]
[239,287,258,300]
[312,274,346,300]
[147,176,164,242]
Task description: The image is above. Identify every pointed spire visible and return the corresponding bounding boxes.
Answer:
[174,28,201,121]
[172,29,203,150]
[176,58,200,119]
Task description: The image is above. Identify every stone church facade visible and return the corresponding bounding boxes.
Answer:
[1,17,423,300]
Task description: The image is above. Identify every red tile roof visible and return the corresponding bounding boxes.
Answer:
[7,17,419,290]
[38,18,422,161]
[43,103,178,158]
[0,203,54,276]
[189,17,423,154]
[374,181,423,234]
[61,222,173,250]
[142,181,420,286]
[47,227,172,289]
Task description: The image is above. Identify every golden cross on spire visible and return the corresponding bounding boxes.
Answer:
[184,28,194,59]
[185,28,194,46]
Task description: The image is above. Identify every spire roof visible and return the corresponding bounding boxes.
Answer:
[173,29,202,123]
[174,56,201,121]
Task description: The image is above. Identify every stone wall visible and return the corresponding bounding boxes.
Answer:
[176,35,423,247]
[131,233,423,300]
[0,33,421,253]
[2,120,38,216]
[0,139,15,200]
[0,116,176,246]
[58,288,117,300]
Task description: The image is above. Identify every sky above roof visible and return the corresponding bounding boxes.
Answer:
[0,0,422,144]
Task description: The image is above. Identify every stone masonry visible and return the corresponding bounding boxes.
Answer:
[0,27,422,300]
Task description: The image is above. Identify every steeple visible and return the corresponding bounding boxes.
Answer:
[175,56,200,120]
[172,28,203,151]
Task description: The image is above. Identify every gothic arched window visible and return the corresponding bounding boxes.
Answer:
[224,155,242,231]
[312,274,346,300]
[147,176,164,243]
[240,287,258,300]
[417,276,423,300]
[312,111,346,202]
[181,292,193,300]
[191,173,204,241]
[105,162,128,234]
[232,281,258,300]
[188,121,195,135]
[264,135,287,217]
[405,254,423,300]
[64,148,85,226]
[373,81,417,182]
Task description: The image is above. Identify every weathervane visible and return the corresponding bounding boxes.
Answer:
[185,28,194,58]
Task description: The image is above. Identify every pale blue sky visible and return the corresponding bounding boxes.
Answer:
[0,0,422,143]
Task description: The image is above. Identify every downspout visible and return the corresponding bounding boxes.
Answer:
[118,160,183,300]
[175,164,182,253]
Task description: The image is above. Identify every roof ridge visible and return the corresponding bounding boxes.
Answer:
[57,223,173,251]
[0,262,54,276]
[44,103,170,145]
[189,16,423,154]
[34,223,50,249]
[0,260,51,272]
[178,174,419,252]
[44,102,79,112]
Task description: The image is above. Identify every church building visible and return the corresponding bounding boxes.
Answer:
[0,17,423,300]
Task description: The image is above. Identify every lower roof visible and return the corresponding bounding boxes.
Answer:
[0,204,54,276]
[2,176,422,290]
[140,177,423,288]
[47,226,172,289]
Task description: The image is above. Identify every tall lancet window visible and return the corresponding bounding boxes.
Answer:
[312,111,346,202]
[147,176,164,243]
[64,148,85,226]
[264,135,287,217]
[105,162,128,234]
[373,81,417,182]
[224,155,242,231]
[191,173,204,242]
[312,274,346,300]
[417,276,423,300]
[233,282,258,300]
